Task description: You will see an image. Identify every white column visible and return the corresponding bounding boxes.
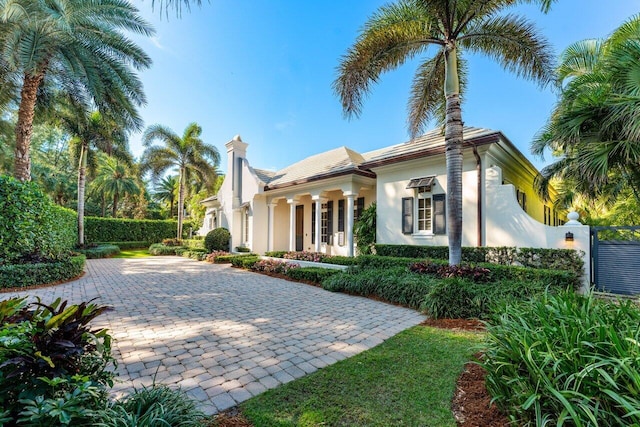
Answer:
[287,198,297,251]
[312,196,322,252]
[345,192,357,257]
[267,202,277,252]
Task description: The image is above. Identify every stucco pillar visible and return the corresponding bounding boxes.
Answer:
[267,202,277,252]
[344,192,357,257]
[312,196,322,252]
[287,198,296,251]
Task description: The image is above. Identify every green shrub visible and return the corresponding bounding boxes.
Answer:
[162,238,183,247]
[99,385,204,426]
[148,243,184,256]
[85,217,183,243]
[204,227,230,252]
[180,249,208,261]
[483,292,640,426]
[264,251,287,258]
[374,244,584,275]
[0,255,85,289]
[230,255,259,268]
[78,244,121,259]
[420,278,560,319]
[286,267,339,284]
[283,251,326,262]
[322,267,438,309]
[205,251,230,263]
[353,202,376,254]
[0,175,76,263]
[356,254,418,269]
[235,246,251,252]
[0,297,115,425]
[251,259,300,274]
[182,239,205,250]
[322,256,360,266]
[95,241,150,250]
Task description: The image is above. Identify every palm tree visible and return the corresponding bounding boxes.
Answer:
[154,175,179,218]
[533,15,640,205]
[64,108,133,245]
[141,123,220,239]
[0,0,153,181]
[90,155,140,217]
[334,0,555,265]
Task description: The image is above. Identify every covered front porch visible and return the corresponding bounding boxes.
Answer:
[265,177,375,257]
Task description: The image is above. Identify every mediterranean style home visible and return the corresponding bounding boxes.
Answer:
[200,127,589,265]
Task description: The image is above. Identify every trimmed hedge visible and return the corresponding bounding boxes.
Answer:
[204,228,230,252]
[374,244,583,275]
[85,217,193,243]
[214,254,257,264]
[0,255,86,289]
[180,249,208,261]
[286,267,340,284]
[264,251,287,258]
[0,176,77,263]
[78,245,120,259]
[230,255,260,268]
[182,239,205,250]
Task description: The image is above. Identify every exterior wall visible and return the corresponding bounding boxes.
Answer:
[374,154,480,247]
[485,166,590,289]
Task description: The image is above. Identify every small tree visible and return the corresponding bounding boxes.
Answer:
[354,203,376,255]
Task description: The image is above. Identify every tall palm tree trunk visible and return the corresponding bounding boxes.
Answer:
[444,45,463,266]
[77,143,88,247]
[14,72,45,181]
[177,168,185,239]
[112,192,119,217]
[101,193,107,217]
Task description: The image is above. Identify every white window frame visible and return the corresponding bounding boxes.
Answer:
[320,203,328,243]
[415,186,433,234]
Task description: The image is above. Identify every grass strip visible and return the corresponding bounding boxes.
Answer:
[240,326,483,426]
[112,249,152,258]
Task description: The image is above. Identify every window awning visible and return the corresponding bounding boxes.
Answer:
[406,176,435,189]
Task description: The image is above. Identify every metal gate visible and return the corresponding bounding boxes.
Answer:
[591,226,640,295]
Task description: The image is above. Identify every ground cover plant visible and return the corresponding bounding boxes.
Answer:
[0,297,115,425]
[238,326,483,426]
[483,291,640,426]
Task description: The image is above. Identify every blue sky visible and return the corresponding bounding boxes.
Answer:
[130,0,639,174]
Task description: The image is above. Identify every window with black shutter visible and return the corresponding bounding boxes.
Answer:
[402,197,413,234]
[355,197,365,220]
[433,194,446,235]
[338,199,345,232]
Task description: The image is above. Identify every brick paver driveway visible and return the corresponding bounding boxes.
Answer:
[8,257,426,414]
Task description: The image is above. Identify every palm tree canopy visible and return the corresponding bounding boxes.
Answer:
[0,0,154,129]
[533,14,640,204]
[90,155,140,198]
[141,122,220,189]
[334,0,555,137]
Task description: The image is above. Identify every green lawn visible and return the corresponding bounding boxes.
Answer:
[112,249,151,258]
[239,326,484,427]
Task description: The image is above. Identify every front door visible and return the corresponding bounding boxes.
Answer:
[295,205,304,251]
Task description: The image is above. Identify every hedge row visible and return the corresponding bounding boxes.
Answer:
[0,176,77,263]
[85,217,194,243]
[0,255,86,289]
[374,244,583,275]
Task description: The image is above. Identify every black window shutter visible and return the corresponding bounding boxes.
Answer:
[433,194,446,235]
[402,197,413,234]
[311,203,316,244]
[338,199,345,232]
[356,197,365,220]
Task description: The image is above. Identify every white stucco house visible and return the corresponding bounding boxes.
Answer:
[200,127,589,262]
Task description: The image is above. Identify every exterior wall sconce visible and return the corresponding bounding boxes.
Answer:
[565,232,574,242]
